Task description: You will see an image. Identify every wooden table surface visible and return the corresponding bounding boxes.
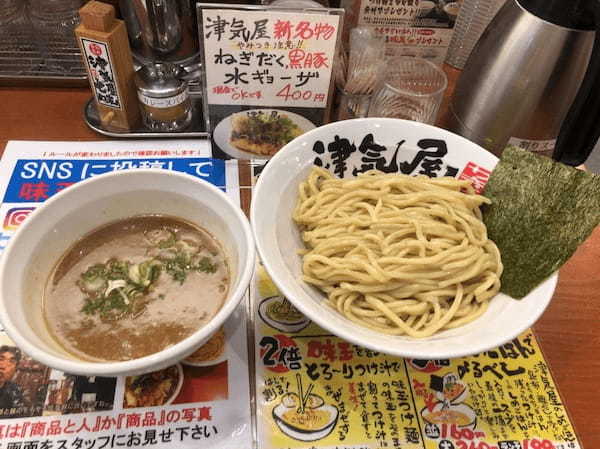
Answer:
[1,68,599,447]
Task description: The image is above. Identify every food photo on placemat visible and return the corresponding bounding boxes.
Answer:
[123,364,184,409]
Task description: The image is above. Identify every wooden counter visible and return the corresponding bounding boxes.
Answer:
[1,71,599,447]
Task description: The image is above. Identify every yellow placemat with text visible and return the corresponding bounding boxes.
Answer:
[253,264,580,449]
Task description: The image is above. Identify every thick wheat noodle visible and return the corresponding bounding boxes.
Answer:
[293,167,503,338]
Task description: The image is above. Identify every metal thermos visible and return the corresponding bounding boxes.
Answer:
[448,0,600,165]
[119,0,200,74]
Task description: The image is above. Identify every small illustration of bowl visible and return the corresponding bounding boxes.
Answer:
[272,402,339,442]
[421,402,477,429]
[258,296,311,333]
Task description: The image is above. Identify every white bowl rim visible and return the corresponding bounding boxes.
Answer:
[251,117,557,359]
[0,168,255,376]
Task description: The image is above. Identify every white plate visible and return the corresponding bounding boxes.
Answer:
[251,118,558,360]
[212,109,316,160]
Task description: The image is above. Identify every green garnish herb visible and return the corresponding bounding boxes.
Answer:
[79,258,158,321]
[79,226,218,320]
[161,251,217,285]
[157,230,177,249]
[198,257,217,274]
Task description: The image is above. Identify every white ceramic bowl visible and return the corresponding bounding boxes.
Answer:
[0,170,255,376]
[251,118,557,359]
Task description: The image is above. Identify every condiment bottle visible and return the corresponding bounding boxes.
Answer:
[75,1,140,131]
[135,63,193,132]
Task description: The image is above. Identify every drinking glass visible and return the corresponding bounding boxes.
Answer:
[367,57,447,125]
[335,90,371,121]
[28,0,85,32]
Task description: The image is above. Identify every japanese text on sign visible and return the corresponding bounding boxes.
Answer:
[202,9,340,107]
[3,158,225,203]
[360,0,420,25]
[80,38,121,109]
[253,270,581,449]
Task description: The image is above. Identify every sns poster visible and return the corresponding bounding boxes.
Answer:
[198,5,342,161]
[0,141,252,449]
[252,265,581,449]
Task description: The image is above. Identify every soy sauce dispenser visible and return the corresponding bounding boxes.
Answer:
[447,0,600,165]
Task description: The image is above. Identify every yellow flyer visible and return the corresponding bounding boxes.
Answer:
[253,265,581,449]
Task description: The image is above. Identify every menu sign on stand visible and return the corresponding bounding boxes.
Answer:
[197,4,343,160]
[0,141,252,449]
[354,0,462,64]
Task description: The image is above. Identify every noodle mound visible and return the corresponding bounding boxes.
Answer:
[293,167,503,338]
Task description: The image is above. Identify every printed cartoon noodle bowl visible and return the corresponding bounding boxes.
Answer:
[421,403,476,428]
[273,392,339,441]
[266,299,304,324]
[258,296,311,333]
[282,408,333,431]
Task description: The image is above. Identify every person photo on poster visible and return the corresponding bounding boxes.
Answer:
[65,375,117,413]
[0,346,25,416]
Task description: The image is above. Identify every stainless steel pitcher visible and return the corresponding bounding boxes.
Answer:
[447,0,600,165]
[119,0,200,72]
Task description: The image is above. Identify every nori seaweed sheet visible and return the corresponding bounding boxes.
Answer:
[482,146,600,299]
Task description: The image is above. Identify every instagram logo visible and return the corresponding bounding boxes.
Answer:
[4,207,35,230]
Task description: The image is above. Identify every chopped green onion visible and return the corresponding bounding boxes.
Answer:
[78,226,219,320]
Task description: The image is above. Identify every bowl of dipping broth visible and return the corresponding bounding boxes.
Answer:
[0,170,255,376]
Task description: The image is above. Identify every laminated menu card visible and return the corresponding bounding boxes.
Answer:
[0,141,252,449]
[0,140,584,449]
[251,261,582,449]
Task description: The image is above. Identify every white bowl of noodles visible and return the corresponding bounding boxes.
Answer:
[251,118,557,359]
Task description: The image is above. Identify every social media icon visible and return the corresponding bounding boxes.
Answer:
[3,207,35,230]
